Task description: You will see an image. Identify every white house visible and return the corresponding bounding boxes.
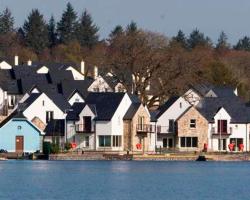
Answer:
[151,96,191,149]
[84,92,132,151]
[196,96,250,152]
[66,103,96,150]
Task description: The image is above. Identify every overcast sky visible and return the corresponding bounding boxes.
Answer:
[1,0,250,44]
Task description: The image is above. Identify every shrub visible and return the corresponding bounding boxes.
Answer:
[64,142,72,151]
[50,144,60,154]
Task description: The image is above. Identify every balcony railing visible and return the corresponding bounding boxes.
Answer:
[75,124,94,133]
[136,124,155,133]
[157,126,176,134]
[211,127,232,136]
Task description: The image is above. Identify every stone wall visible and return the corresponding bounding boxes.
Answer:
[177,107,208,151]
[131,105,151,152]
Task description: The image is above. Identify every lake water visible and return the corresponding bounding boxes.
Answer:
[0,161,249,200]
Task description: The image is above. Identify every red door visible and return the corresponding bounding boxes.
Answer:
[16,136,24,152]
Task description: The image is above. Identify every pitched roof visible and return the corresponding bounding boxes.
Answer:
[46,93,71,112]
[61,79,93,99]
[66,103,86,121]
[190,83,236,98]
[153,96,180,119]
[196,96,249,123]
[85,92,125,121]
[44,119,65,136]
[19,93,42,110]
[123,103,141,120]
[0,110,26,128]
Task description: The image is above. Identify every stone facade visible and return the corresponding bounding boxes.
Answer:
[176,106,208,151]
[123,104,151,153]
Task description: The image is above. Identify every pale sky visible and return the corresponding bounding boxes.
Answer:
[1,0,250,44]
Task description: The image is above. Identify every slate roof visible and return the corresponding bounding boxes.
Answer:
[209,86,236,97]
[66,103,86,121]
[153,96,180,120]
[19,93,42,110]
[123,103,141,120]
[0,110,26,128]
[191,83,236,98]
[60,79,93,99]
[85,92,125,121]
[44,119,65,136]
[196,96,250,123]
[46,93,71,111]
[191,83,213,96]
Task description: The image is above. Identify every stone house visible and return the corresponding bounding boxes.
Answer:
[176,106,208,151]
[123,99,154,153]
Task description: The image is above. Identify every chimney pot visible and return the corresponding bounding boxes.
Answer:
[14,55,18,66]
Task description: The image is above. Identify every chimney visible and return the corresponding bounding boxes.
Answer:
[14,55,18,66]
[81,60,85,79]
[94,66,98,79]
[27,59,32,66]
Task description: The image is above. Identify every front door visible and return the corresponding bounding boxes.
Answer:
[16,136,24,152]
[168,138,173,148]
[163,138,167,147]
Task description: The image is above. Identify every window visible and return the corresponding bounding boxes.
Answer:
[99,136,111,147]
[46,111,54,123]
[190,119,196,128]
[93,88,99,92]
[85,136,89,147]
[218,120,227,133]
[75,98,80,102]
[42,100,45,106]
[169,119,175,132]
[180,137,198,148]
[179,102,182,108]
[83,116,91,132]
[112,136,122,147]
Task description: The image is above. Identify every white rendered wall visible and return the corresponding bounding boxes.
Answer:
[23,93,65,124]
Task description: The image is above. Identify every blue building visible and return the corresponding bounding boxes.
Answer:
[0,112,44,153]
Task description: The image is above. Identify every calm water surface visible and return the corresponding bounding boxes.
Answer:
[0,160,249,200]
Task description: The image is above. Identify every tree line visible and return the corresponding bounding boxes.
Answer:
[1,3,250,107]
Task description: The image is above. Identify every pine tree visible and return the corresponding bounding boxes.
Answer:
[216,31,230,50]
[234,36,250,51]
[57,2,78,44]
[23,9,49,53]
[76,10,99,48]
[0,8,14,34]
[172,30,187,48]
[48,16,57,47]
[110,25,123,38]
[126,21,137,34]
[187,29,212,49]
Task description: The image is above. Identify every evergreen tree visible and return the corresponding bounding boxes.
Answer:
[172,30,187,48]
[216,31,230,50]
[109,25,123,38]
[187,29,212,49]
[76,10,99,48]
[48,16,57,47]
[0,8,14,34]
[23,9,49,53]
[57,2,78,44]
[126,21,137,34]
[234,36,250,51]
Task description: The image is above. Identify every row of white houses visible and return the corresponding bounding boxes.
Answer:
[0,57,249,153]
